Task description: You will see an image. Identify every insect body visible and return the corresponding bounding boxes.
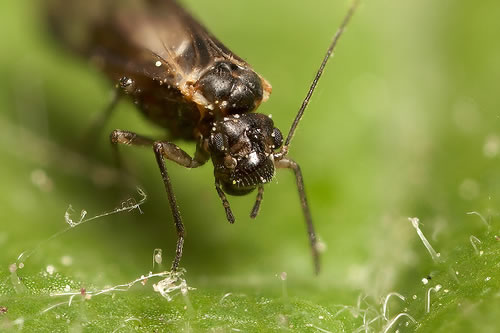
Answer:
[47,0,358,274]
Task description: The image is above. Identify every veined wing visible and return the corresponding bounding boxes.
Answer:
[47,0,271,102]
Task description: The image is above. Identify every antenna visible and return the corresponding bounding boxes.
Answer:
[279,0,360,155]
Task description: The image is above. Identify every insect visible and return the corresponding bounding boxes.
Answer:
[46,0,359,274]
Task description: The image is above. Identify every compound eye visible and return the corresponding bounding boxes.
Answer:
[271,128,283,148]
[210,132,227,152]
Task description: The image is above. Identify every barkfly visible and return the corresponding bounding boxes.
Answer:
[46,0,359,274]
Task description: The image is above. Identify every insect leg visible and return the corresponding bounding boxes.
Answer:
[110,129,155,169]
[110,129,156,146]
[110,130,207,271]
[153,141,208,271]
[250,185,264,219]
[214,180,235,224]
[81,91,121,148]
[275,158,320,274]
[83,76,139,149]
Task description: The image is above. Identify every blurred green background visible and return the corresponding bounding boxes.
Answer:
[1,0,500,331]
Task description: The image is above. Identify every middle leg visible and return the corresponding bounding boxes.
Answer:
[153,140,208,271]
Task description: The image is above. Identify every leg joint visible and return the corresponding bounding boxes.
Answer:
[153,141,164,155]
[110,129,122,144]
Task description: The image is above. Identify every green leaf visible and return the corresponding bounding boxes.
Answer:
[1,0,500,332]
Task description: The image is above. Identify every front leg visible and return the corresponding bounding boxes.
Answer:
[110,129,208,271]
[275,158,320,275]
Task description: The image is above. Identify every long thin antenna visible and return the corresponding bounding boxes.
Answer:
[280,0,360,153]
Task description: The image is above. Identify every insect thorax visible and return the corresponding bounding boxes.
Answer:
[194,61,265,115]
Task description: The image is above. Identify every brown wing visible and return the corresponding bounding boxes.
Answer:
[46,0,271,100]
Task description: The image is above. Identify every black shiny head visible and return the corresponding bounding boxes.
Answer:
[196,61,264,114]
[209,113,283,196]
